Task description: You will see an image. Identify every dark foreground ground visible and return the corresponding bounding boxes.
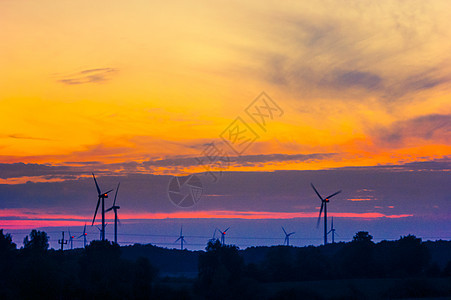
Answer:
[2,230,451,299]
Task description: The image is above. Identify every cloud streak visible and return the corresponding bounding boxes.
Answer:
[57,68,118,85]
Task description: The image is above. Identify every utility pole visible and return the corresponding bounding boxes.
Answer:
[58,231,68,251]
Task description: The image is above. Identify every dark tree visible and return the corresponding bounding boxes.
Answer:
[352,231,373,243]
[0,230,16,253]
[337,231,376,278]
[23,230,49,253]
[0,230,17,299]
[393,235,429,276]
[198,240,244,298]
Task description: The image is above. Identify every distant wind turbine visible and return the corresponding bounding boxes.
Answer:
[311,183,341,245]
[216,227,230,245]
[68,229,75,250]
[91,173,113,241]
[327,217,338,243]
[106,182,121,244]
[282,226,295,246]
[175,226,186,250]
[96,224,108,240]
[78,223,88,247]
[209,228,217,244]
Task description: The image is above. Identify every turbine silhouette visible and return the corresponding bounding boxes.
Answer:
[68,229,75,250]
[327,217,339,243]
[106,182,121,244]
[91,173,113,241]
[312,183,341,245]
[216,227,230,245]
[282,226,295,246]
[78,223,88,248]
[175,226,186,250]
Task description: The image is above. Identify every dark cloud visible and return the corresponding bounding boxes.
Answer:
[321,69,383,91]
[333,157,451,172]
[57,68,117,85]
[142,153,336,168]
[0,163,73,179]
[0,166,449,220]
[374,114,451,146]
[7,134,54,141]
[254,5,451,103]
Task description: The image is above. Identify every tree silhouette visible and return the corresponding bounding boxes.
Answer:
[198,240,244,299]
[23,230,49,253]
[352,231,373,243]
[0,230,17,299]
[392,235,429,276]
[0,230,16,253]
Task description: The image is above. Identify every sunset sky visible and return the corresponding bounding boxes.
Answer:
[1,0,450,249]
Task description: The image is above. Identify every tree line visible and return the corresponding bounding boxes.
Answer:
[1,229,450,299]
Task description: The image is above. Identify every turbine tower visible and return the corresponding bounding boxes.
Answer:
[327,217,338,243]
[106,182,121,244]
[78,223,88,247]
[91,173,113,241]
[217,227,230,245]
[96,224,108,240]
[282,226,295,246]
[311,183,341,245]
[175,226,186,250]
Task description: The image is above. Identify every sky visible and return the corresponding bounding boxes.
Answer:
[0,0,450,249]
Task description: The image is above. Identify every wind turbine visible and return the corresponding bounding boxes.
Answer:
[96,224,108,240]
[106,182,121,244]
[327,217,338,243]
[209,228,217,243]
[68,229,75,250]
[91,173,113,241]
[78,223,88,247]
[175,226,186,250]
[216,227,230,245]
[311,183,341,245]
[282,227,295,246]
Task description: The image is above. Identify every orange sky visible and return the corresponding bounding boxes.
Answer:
[1,0,450,176]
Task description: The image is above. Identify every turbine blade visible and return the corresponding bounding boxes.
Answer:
[316,202,324,228]
[180,226,183,236]
[92,173,101,195]
[92,197,101,225]
[326,190,342,200]
[113,182,120,206]
[175,237,181,243]
[77,234,84,238]
[282,226,287,235]
[103,189,114,195]
[105,207,114,212]
[224,227,230,233]
[311,183,323,201]
[327,230,332,234]
[289,232,295,235]
[83,224,86,234]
